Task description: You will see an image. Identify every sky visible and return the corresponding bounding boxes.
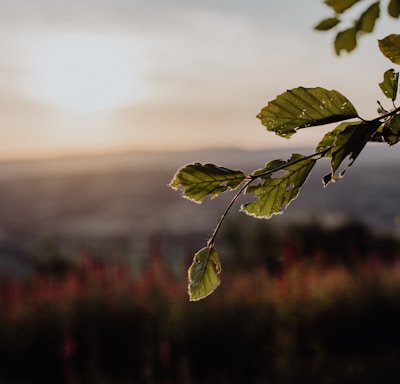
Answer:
[0,0,398,160]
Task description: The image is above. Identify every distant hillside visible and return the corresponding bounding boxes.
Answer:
[0,144,398,275]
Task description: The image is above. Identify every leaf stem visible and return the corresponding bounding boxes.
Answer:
[207,178,252,247]
[206,146,332,247]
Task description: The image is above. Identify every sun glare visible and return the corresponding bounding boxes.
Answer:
[33,34,138,112]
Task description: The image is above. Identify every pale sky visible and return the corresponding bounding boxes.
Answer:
[0,0,398,160]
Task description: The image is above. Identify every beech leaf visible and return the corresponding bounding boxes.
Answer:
[241,154,316,219]
[257,87,358,138]
[324,120,382,185]
[188,247,221,301]
[314,17,340,31]
[379,69,399,101]
[324,0,362,14]
[379,34,400,64]
[315,121,358,156]
[358,2,380,33]
[335,27,357,54]
[382,114,400,145]
[170,163,246,203]
[388,0,400,18]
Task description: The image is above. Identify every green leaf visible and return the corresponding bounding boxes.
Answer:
[188,246,221,301]
[324,120,382,185]
[241,154,316,219]
[315,121,359,155]
[257,87,358,138]
[335,27,357,55]
[170,163,246,203]
[388,0,400,18]
[379,34,400,64]
[358,2,380,33]
[314,17,341,31]
[379,69,399,101]
[324,0,362,13]
[382,114,400,145]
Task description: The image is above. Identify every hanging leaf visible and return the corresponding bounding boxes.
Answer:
[324,0,362,14]
[335,27,357,54]
[358,2,380,33]
[379,69,399,101]
[324,120,382,185]
[379,34,400,64]
[388,0,400,18]
[257,87,358,138]
[170,163,246,203]
[314,17,341,31]
[188,246,221,301]
[241,154,316,219]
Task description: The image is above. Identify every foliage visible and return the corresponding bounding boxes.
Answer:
[170,4,400,299]
[187,246,221,301]
[315,0,399,55]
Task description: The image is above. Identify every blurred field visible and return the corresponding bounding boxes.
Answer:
[0,217,398,383]
[0,146,399,383]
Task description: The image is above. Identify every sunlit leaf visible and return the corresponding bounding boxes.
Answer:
[188,246,221,301]
[388,0,400,18]
[257,87,358,138]
[251,158,287,176]
[315,121,359,156]
[325,0,362,13]
[241,154,316,219]
[314,17,341,31]
[379,69,399,101]
[324,120,382,185]
[379,34,400,64]
[358,2,380,33]
[170,163,246,203]
[335,27,357,55]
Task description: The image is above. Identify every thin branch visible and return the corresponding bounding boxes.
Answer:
[371,104,400,122]
[249,146,332,179]
[207,178,252,247]
[206,146,332,247]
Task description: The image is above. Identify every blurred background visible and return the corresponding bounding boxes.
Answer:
[0,0,400,383]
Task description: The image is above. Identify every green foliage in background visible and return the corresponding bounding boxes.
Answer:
[170,1,400,300]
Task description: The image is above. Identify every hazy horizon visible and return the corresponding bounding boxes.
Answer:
[0,0,398,161]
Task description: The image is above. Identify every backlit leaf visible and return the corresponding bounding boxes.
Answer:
[188,247,221,301]
[257,87,358,138]
[325,0,362,13]
[170,163,246,203]
[379,69,399,101]
[241,154,316,219]
[314,17,340,31]
[324,120,382,185]
[358,2,380,33]
[379,34,400,64]
[315,121,358,156]
[335,27,357,54]
[388,0,400,18]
